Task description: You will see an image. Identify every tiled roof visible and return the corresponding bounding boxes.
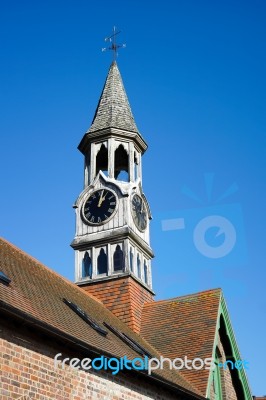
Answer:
[140,289,221,396]
[87,61,139,133]
[0,237,203,398]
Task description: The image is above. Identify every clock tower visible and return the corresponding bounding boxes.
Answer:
[71,61,154,333]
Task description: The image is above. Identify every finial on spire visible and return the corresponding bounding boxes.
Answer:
[102,26,126,60]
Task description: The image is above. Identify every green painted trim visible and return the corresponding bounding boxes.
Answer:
[220,295,252,399]
[206,290,222,398]
[206,292,252,400]
[213,352,223,399]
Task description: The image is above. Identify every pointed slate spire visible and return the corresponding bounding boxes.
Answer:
[87,61,139,133]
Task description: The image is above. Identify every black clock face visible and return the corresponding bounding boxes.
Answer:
[131,194,147,231]
[83,189,117,225]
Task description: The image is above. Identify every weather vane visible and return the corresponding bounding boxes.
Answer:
[102,26,126,60]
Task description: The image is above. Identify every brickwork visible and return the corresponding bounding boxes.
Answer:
[81,276,154,333]
[218,332,238,400]
[0,318,182,400]
[209,333,238,400]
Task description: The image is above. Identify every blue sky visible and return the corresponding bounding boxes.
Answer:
[1,0,265,395]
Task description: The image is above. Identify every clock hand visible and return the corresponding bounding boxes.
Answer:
[97,190,105,207]
[101,193,107,202]
[98,190,108,207]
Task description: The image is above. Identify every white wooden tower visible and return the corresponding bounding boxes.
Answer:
[71,61,154,302]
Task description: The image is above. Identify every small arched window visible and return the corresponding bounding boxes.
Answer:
[129,247,134,272]
[144,260,148,284]
[96,144,108,177]
[97,248,108,274]
[82,252,92,278]
[137,254,141,279]
[134,152,138,181]
[113,245,124,272]
[114,144,129,181]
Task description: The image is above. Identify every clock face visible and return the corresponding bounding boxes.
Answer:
[83,189,117,225]
[131,194,148,231]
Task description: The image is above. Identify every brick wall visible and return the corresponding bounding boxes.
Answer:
[0,317,182,400]
[81,276,154,334]
[209,332,238,400]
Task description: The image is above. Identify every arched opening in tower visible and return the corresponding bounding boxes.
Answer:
[97,248,108,274]
[113,245,124,272]
[134,152,138,181]
[82,252,92,278]
[96,144,108,177]
[114,144,129,181]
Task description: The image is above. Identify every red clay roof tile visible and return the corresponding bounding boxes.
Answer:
[140,289,221,395]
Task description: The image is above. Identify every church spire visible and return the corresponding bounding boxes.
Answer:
[88,61,139,134]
